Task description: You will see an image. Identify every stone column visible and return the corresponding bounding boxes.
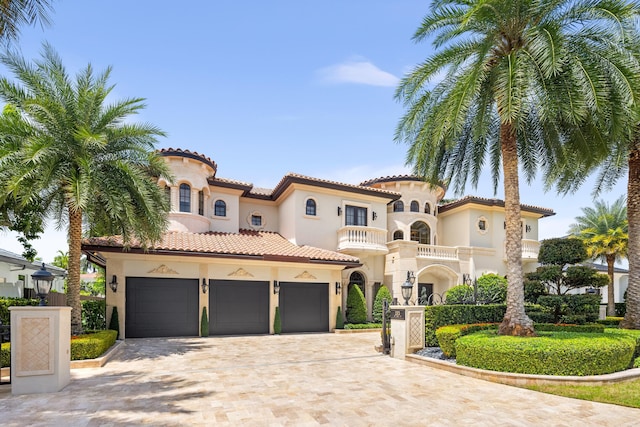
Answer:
[9,306,72,394]
[389,305,425,360]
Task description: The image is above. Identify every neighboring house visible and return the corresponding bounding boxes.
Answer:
[82,148,555,339]
[576,262,629,305]
[0,249,66,298]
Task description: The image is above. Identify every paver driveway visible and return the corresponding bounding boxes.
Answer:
[1,331,639,426]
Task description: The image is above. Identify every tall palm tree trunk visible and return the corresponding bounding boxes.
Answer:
[498,123,535,336]
[606,254,616,316]
[622,144,640,329]
[66,206,83,334]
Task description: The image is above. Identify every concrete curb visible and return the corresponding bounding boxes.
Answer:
[406,353,640,386]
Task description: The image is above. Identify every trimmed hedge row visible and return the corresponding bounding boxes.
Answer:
[344,323,382,330]
[597,317,624,327]
[435,323,498,357]
[1,342,8,368]
[0,298,39,324]
[534,323,604,333]
[424,304,506,346]
[456,330,636,376]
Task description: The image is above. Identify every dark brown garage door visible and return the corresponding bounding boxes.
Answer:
[279,282,329,333]
[209,280,269,335]
[125,277,199,338]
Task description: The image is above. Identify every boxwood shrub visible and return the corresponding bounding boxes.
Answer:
[424,304,506,346]
[435,323,498,357]
[456,330,635,376]
[606,328,640,359]
[344,323,382,330]
[70,330,118,361]
[534,323,604,333]
[597,317,624,327]
[1,342,9,368]
[0,297,39,324]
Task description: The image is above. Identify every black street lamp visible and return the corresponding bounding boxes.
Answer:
[31,263,54,306]
[401,271,416,305]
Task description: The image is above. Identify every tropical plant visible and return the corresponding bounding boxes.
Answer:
[394,0,640,336]
[201,307,209,337]
[335,306,344,330]
[372,285,392,323]
[273,306,281,334]
[0,44,171,332]
[569,197,628,316]
[346,284,367,324]
[0,0,54,44]
[108,306,119,339]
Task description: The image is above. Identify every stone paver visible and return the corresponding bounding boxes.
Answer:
[1,332,639,426]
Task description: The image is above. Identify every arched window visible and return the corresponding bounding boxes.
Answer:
[410,201,419,212]
[393,230,404,240]
[306,199,316,216]
[164,186,171,207]
[424,203,431,214]
[179,183,191,212]
[393,200,404,212]
[198,190,204,215]
[214,200,226,217]
[349,271,365,297]
[410,221,431,245]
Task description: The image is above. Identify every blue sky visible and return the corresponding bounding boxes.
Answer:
[0,0,628,263]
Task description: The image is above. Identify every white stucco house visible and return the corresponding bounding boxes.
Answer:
[82,148,556,339]
[0,249,66,298]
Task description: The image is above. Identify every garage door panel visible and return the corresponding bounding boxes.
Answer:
[280,282,328,333]
[126,277,199,338]
[210,280,269,335]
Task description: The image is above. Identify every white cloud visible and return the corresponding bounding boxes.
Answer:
[1,226,68,264]
[317,59,399,87]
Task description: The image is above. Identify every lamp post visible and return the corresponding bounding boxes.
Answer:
[31,263,54,306]
[401,271,415,305]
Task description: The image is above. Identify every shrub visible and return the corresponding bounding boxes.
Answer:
[606,328,640,359]
[527,311,555,324]
[335,306,344,330]
[273,306,281,334]
[108,306,120,339]
[372,285,392,323]
[534,323,604,333]
[1,342,9,368]
[635,357,640,369]
[524,278,548,303]
[536,294,600,324]
[436,323,498,357]
[82,299,106,330]
[456,330,635,376]
[424,304,506,346]
[616,303,627,317]
[346,285,367,324]
[344,323,382,330]
[69,330,118,360]
[598,317,624,327]
[476,274,507,303]
[201,307,209,337]
[444,285,474,304]
[0,297,39,324]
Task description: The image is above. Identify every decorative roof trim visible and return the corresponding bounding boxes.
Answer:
[269,173,401,201]
[438,196,555,217]
[158,148,217,172]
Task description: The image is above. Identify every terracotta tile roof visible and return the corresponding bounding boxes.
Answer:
[269,173,401,201]
[158,148,217,171]
[359,175,427,186]
[82,230,361,266]
[438,195,555,217]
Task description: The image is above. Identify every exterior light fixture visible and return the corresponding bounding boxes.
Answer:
[273,280,280,294]
[401,271,415,306]
[335,282,342,295]
[109,275,118,292]
[31,263,54,306]
[337,206,342,216]
[372,211,377,221]
[201,278,208,294]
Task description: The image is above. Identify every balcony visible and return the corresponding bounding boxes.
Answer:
[417,244,458,260]
[503,239,540,261]
[337,226,389,255]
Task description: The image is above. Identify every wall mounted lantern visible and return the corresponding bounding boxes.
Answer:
[335,282,342,295]
[109,275,118,293]
[273,280,280,294]
[401,271,416,306]
[31,263,54,306]
[337,206,342,216]
[201,278,208,294]
[372,211,377,221]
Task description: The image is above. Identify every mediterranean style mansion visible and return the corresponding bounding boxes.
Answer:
[82,148,559,339]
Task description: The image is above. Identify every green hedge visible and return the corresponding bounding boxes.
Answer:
[435,323,498,357]
[534,323,605,333]
[606,328,640,359]
[82,299,106,330]
[0,298,39,324]
[1,342,8,368]
[456,330,635,376]
[536,294,600,324]
[344,323,382,330]
[597,317,624,327]
[346,285,367,324]
[424,304,506,346]
[70,330,118,361]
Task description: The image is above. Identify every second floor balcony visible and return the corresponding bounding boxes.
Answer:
[503,239,540,261]
[417,244,459,260]
[337,226,389,255]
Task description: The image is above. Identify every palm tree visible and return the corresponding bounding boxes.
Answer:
[0,0,54,44]
[0,43,171,332]
[569,197,628,316]
[395,0,640,336]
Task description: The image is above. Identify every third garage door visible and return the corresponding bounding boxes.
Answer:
[209,280,269,335]
[279,282,329,333]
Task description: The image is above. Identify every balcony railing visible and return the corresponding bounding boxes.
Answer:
[417,244,458,260]
[337,226,389,254]
[503,239,540,261]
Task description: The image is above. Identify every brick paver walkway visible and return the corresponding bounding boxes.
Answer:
[1,332,639,426]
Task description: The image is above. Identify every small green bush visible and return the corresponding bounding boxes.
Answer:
[536,294,600,324]
[424,304,506,346]
[201,307,209,337]
[456,330,635,376]
[344,323,382,330]
[606,328,640,359]
[0,297,39,324]
[82,299,106,330]
[534,323,604,333]
[372,286,392,323]
[1,342,9,368]
[274,306,281,334]
[346,285,367,324]
[598,317,624,327]
[635,357,640,368]
[335,306,344,330]
[616,303,627,317]
[444,284,474,304]
[436,323,498,357]
[527,311,555,324]
[476,274,507,303]
[108,306,120,339]
[70,330,118,361]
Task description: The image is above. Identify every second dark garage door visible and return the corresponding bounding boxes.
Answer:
[125,277,199,338]
[279,282,329,333]
[209,280,269,335]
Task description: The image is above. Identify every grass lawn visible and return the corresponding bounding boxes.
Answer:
[525,380,640,409]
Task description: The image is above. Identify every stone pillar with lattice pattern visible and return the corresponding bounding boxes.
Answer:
[9,306,72,394]
[389,305,425,360]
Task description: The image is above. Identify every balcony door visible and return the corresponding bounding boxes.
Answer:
[411,221,431,244]
[346,205,367,226]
